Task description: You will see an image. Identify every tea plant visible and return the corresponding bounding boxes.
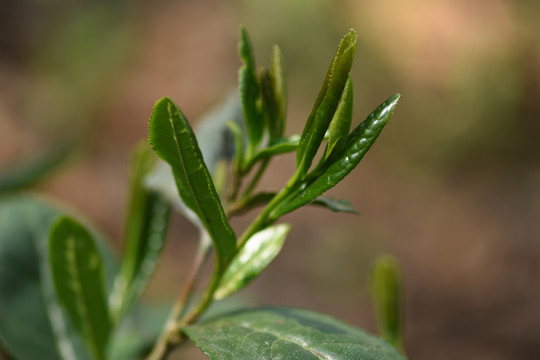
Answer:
[0,27,403,360]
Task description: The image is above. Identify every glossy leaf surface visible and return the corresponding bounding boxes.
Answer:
[372,255,404,352]
[322,75,353,164]
[184,306,406,360]
[214,224,290,300]
[239,26,264,157]
[296,29,357,178]
[149,97,236,266]
[110,143,170,321]
[272,94,400,219]
[49,217,111,360]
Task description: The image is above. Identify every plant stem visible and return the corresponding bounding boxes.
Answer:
[146,242,210,360]
[240,158,269,200]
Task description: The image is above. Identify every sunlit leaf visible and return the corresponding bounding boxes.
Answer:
[148,97,236,267]
[184,307,406,360]
[49,217,111,360]
[296,29,357,179]
[214,224,290,300]
[271,94,400,219]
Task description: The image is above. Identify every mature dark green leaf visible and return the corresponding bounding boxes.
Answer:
[372,255,404,352]
[261,45,287,140]
[0,195,164,360]
[321,75,353,165]
[184,307,406,360]
[214,224,290,300]
[0,196,88,360]
[49,217,111,360]
[296,29,357,179]
[311,197,357,214]
[239,26,264,157]
[149,97,237,267]
[271,94,400,220]
[0,142,72,194]
[110,143,170,321]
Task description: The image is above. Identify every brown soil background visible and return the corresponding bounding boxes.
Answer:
[1,0,540,358]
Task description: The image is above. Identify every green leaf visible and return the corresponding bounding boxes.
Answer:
[184,306,406,360]
[321,75,353,164]
[261,45,287,140]
[311,197,358,213]
[239,26,264,158]
[296,29,357,179]
[271,93,400,220]
[228,192,276,216]
[0,195,161,360]
[49,217,111,360]
[227,120,246,174]
[148,97,237,267]
[372,255,404,353]
[246,135,300,170]
[110,143,170,321]
[214,224,290,300]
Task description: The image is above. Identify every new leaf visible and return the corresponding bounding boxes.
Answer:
[239,26,264,159]
[272,94,400,219]
[149,97,236,267]
[296,29,357,178]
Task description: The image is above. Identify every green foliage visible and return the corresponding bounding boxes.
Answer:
[110,143,170,321]
[214,224,290,300]
[0,196,163,360]
[0,26,402,360]
[372,255,405,353]
[184,307,406,360]
[149,97,237,267]
[49,217,112,360]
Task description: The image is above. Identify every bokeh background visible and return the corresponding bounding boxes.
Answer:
[2,0,540,358]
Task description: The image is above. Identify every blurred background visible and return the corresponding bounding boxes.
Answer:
[1,0,540,358]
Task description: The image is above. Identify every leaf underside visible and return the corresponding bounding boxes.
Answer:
[184,306,406,360]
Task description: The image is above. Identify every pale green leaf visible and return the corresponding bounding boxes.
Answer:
[214,224,290,300]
